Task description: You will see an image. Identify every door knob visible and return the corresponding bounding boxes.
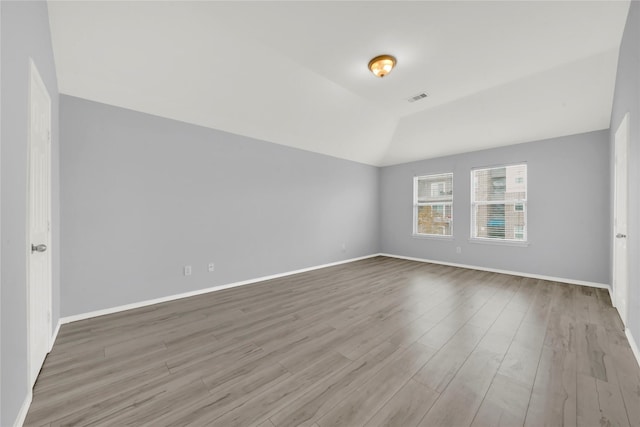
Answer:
[31,244,47,253]
[616,233,627,238]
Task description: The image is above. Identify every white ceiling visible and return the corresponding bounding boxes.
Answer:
[47,1,630,166]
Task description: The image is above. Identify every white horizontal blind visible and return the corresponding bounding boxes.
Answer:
[471,164,527,241]
[414,173,453,236]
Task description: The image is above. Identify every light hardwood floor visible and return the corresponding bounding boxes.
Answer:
[24,256,640,426]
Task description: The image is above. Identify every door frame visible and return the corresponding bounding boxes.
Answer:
[26,58,53,387]
[613,112,630,327]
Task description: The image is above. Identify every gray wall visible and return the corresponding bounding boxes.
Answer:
[380,130,610,285]
[0,2,60,426]
[610,1,640,340]
[60,96,379,317]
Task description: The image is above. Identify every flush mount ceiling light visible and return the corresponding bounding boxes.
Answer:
[368,54,396,78]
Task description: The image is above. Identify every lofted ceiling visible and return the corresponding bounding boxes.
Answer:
[47,1,630,166]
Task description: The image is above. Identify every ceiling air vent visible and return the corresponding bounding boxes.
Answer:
[407,92,428,103]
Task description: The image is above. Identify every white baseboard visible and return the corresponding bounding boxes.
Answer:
[625,328,640,369]
[59,252,612,327]
[50,319,61,352]
[607,286,615,305]
[59,254,380,325]
[13,390,32,427]
[379,253,610,290]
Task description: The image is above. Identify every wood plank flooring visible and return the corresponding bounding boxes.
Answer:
[24,256,640,426]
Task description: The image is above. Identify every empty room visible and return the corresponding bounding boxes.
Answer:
[2,0,640,426]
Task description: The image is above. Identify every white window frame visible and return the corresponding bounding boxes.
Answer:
[413,173,453,238]
[470,163,528,245]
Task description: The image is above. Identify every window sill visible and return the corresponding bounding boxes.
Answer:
[468,238,529,247]
[412,234,454,241]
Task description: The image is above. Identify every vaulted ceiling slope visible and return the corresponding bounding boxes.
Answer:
[48,1,630,166]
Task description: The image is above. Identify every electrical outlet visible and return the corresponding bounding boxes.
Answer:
[184,265,192,276]
[208,262,215,272]
[456,246,462,254]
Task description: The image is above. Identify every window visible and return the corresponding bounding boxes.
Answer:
[514,225,525,240]
[471,164,527,242]
[414,173,453,237]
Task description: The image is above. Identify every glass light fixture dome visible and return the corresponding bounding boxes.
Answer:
[368,55,396,78]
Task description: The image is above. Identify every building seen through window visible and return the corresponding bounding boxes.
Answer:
[414,173,453,237]
[472,164,527,241]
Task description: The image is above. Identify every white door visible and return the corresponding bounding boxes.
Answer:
[27,59,52,387]
[613,113,629,328]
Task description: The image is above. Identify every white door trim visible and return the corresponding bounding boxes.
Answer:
[26,57,53,388]
[613,112,630,327]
